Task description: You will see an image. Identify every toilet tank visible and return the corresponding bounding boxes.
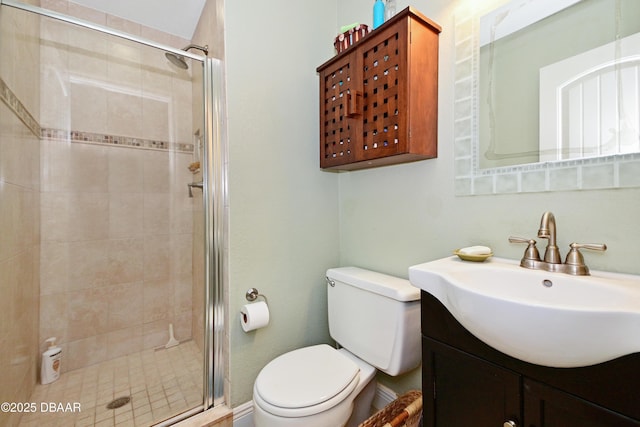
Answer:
[326,267,421,376]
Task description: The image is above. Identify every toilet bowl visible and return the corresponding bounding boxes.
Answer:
[253,344,375,427]
[252,345,377,427]
[252,267,421,427]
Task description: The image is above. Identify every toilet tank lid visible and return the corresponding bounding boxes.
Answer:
[326,267,419,302]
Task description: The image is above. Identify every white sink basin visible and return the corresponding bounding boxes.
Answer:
[409,256,640,368]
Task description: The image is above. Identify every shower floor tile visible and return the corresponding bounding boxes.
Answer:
[19,340,203,427]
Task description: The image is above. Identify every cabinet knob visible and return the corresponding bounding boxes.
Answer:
[503,421,517,427]
[346,91,362,117]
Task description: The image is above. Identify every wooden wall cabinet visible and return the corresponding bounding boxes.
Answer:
[421,292,640,427]
[317,8,441,170]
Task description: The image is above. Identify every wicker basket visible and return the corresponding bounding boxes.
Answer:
[358,390,422,427]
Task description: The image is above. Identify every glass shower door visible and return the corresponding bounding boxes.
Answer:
[0,1,220,425]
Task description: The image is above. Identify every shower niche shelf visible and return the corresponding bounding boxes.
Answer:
[317,7,441,171]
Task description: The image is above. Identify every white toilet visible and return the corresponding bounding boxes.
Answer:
[252,266,421,427]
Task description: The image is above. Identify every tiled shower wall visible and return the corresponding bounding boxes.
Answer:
[36,0,200,372]
[0,2,42,427]
[39,140,196,372]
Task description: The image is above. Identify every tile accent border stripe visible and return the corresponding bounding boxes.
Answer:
[41,128,194,153]
[0,77,41,138]
[2,77,193,153]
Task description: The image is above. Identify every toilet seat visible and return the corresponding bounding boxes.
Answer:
[254,344,360,417]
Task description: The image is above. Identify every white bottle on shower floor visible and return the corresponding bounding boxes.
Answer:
[41,337,61,384]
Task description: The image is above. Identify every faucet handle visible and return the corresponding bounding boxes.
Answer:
[569,242,607,252]
[564,243,607,275]
[509,236,533,244]
[564,242,607,267]
[509,236,541,262]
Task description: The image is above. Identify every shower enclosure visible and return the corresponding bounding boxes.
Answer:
[0,1,225,426]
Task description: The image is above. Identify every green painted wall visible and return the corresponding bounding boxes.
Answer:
[225,0,340,406]
[225,0,640,407]
[336,0,640,395]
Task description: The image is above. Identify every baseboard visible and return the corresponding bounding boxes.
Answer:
[232,383,399,427]
[371,383,398,412]
[232,400,254,427]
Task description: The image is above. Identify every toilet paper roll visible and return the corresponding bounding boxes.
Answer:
[240,301,270,332]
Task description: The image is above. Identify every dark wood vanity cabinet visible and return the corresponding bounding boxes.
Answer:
[421,291,640,427]
[423,337,521,426]
[523,379,640,427]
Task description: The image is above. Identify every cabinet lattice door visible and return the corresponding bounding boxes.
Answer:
[320,56,359,167]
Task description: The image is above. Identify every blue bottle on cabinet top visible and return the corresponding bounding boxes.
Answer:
[373,0,385,29]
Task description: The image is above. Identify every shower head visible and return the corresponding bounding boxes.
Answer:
[165,52,189,69]
[165,44,209,70]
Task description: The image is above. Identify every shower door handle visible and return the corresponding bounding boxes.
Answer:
[188,181,203,197]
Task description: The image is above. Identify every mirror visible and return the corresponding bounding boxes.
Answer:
[454,0,640,195]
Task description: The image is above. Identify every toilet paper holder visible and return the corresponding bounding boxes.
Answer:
[245,288,268,304]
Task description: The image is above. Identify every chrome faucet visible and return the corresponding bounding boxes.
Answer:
[509,211,607,276]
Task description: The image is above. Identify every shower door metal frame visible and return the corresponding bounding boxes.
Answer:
[0,0,226,416]
[203,57,226,409]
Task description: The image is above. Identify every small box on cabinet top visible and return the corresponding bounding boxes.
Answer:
[334,24,370,54]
